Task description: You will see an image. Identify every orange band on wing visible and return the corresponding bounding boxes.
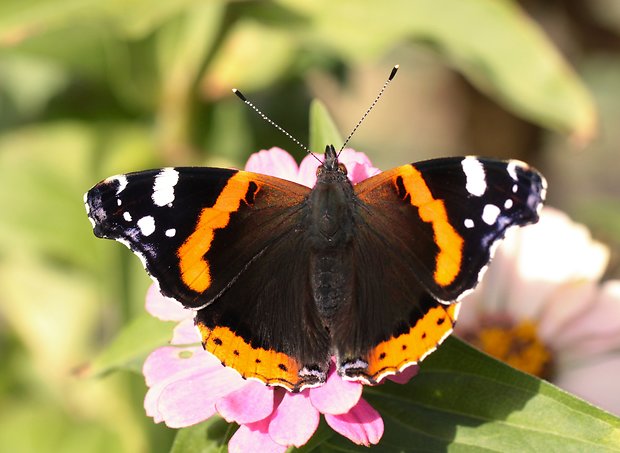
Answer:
[178,173,257,292]
[365,303,459,381]
[397,166,463,286]
[197,323,302,390]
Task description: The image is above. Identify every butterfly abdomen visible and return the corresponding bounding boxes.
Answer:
[310,251,353,321]
[306,166,358,323]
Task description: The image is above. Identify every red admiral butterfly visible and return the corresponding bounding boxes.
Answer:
[85,145,545,391]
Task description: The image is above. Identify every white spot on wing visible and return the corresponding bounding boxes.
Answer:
[339,359,369,373]
[165,228,176,237]
[83,192,90,214]
[464,218,474,229]
[105,175,128,194]
[504,199,513,209]
[507,161,519,181]
[462,156,487,196]
[482,204,501,225]
[117,199,122,206]
[512,184,518,193]
[152,168,179,207]
[299,367,326,381]
[123,212,132,222]
[137,216,156,236]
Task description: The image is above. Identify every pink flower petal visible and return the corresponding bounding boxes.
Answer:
[386,364,419,384]
[156,365,248,428]
[553,281,620,357]
[216,380,275,424]
[171,318,200,345]
[297,148,379,187]
[309,366,362,415]
[143,350,221,423]
[268,390,320,447]
[537,282,597,348]
[229,419,287,453]
[325,398,384,446]
[145,284,193,322]
[338,148,381,184]
[244,147,299,181]
[338,148,375,168]
[554,354,620,416]
[297,153,321,187]
[143,346,217,387]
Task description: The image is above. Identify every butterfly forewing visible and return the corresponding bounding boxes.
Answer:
[354,156,546,303]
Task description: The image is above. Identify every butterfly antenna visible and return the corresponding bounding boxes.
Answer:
[338,64,399,155]
[232,89,322,164]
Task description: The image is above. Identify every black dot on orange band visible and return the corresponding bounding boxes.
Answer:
[233,350,240,356]
[395,175,407,199]
[379,352,386,360]
[402,344,407,350]
[245,181,258,205]
[437,317,445,326]
[213,337,223,346]
[255,358,261,364]
[422,332,427,339]
[278,363,288,372]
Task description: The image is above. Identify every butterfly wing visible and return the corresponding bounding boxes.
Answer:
[334,156,545,383]
[86,168,330,390]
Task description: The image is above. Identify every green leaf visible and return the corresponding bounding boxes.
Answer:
[0,123,99,270]
[200,18,297,99]
[277,0,596,140]
[309,99,344,154]
[85,314,176,377]
[315,337,620,451]
[0,0,206,42]
[162,338,620,452]
[155,1,225,161]
[171,417,233,453]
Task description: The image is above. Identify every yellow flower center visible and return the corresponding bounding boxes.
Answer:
[467,320,552,378]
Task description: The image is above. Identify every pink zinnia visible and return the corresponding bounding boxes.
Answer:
[142,148,403,451]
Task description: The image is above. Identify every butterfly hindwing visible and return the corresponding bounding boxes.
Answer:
[333,219,461,383]
[86,168,331,390]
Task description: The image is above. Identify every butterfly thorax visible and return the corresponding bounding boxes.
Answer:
[307,145,357,322]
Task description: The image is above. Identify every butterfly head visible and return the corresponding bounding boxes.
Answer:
[317,145,348,180]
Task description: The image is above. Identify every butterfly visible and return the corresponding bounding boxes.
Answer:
[85,143,546,392]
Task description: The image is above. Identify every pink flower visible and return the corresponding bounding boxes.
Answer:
[456,207,620,414]
[143,148,389,451]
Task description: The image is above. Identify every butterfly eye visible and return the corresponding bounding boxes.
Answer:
[338,163,348,175]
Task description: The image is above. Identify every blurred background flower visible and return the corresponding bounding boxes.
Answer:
[456,207,620,414]
[1,1,619,452]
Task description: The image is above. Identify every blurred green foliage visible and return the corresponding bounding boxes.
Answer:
[1,1,619,452]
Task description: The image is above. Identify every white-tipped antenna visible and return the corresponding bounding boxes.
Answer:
[232,89,321,164]
[338,64,399,155]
